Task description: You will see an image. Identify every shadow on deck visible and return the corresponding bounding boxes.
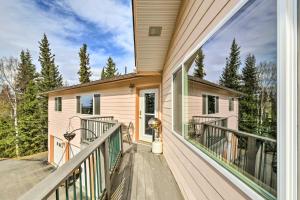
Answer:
[111,143,183,200]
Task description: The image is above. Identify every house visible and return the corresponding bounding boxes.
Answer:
[46,73,160,164]
[46,73,240,166]
[20,0,299,200]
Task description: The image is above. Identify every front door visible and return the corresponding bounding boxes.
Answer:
[139,89,159,142]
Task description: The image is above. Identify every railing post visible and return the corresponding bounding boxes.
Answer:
[119,126,123,154]
[102,139,111,199]
[245,137,257,175]
[226,131,232,162]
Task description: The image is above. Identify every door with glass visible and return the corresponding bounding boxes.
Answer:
[139,89,158,142]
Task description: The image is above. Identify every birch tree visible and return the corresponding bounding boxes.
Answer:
[257,62,277,137]
[0,57,19,157]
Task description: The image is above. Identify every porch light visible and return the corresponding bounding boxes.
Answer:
[148,26,162,36]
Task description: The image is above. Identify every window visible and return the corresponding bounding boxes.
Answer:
[81,95,93,114]
[229,97,234,111]
[76,94,100,115]
[173,68,182,135]
[203,95,219,114]
[55,97,62,111]
[172,0,277,198]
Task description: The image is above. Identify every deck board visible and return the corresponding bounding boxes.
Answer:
[111,143,183,200]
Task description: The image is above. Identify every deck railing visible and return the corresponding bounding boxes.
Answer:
[188,116,227,146]
[20,122,123,200]
[187,116,277,199]
[81,116,116,143]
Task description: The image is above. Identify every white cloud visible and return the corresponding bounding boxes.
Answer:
[0,0,134,85]
[60,0,134,53]
[200,0,277,83]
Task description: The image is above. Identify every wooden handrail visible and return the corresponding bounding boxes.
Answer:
[192,115,222,119]
[81,116,114,120]
[19,123,121,200]
[203,122,277,143]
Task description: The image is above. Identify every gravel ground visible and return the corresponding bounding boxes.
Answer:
[0,152,54,200]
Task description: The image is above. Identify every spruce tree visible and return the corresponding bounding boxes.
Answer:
[16,50,36,93]
[38,34,63,143]
[0,117,15,157]
[101,68,105,80]
[38,34,63,91]
[0,87,15,157]
[18,80,45,156]
[78,44,91,83]
[193,48,206,79]
[239,54,259,133]
[219,39,241,90]
[102,57,118,79]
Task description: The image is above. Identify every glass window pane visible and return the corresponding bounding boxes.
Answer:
[94,94,100,115]
[207,95,216,114]
[81,95,93,115]
[145,93,155,114]
[181,0,277,197]
[173,68,182,135]
[145,114,155,136]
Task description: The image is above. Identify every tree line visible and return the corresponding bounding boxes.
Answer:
[0,34,120,158]
[193,39,276,138]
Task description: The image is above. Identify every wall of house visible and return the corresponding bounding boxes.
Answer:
[186,81,239,129]
[161,0,249,199]
[48,75,161,165]
[48,86,136,164]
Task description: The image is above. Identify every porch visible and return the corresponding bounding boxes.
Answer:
[20,117,183,200]
[111,143,183,200]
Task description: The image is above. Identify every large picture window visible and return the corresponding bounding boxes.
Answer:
[172,0,277,198]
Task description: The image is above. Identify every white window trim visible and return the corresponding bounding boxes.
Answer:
[171,0,299,199]
[277,0,298,200]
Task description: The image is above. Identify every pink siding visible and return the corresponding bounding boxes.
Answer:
[186,81,239,129]
[48,86,136,163]
[161,0,249,199]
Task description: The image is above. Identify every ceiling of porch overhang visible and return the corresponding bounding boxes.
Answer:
[132,0,182,72]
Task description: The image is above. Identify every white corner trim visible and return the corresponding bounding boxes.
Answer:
[277,0,298,200]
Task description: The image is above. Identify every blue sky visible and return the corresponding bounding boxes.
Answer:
[189,0,277,83]
[0,0,134,85]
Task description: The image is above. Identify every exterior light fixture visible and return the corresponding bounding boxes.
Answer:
[148,26,162,36]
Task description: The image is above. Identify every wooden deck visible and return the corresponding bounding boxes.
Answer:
[111,143,183,200]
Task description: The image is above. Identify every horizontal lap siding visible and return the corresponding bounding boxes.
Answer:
[162,0,248,199]
[186,83,239,129]
[48,86,136,161]
[101,87,136,125]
